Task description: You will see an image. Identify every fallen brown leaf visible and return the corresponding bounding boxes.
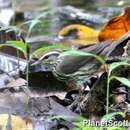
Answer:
[98,7,130,42]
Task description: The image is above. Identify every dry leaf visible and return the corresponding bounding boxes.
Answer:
[58,24,99,46]
[0,114,32,130]
[98,7,130,42]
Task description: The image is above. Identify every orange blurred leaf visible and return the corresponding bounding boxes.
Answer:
[98,7,130,42]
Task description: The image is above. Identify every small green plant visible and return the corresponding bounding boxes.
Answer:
[20,8,55,38]
[64,54,130,130]
[21,19,42,38]
[0,39,71,86]
[74,121,100,130]
[0,40,29,84]
[106,62,130,114]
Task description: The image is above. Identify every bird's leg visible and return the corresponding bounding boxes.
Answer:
[76,81,85,96]
[67,81,91,115]
[67,81,86,114]
[67,80,84,96]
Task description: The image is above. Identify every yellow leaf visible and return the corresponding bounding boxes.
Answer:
[0,114,32,130]
[58,24,99,46]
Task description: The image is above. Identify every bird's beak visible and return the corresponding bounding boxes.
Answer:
[31,60,40,66]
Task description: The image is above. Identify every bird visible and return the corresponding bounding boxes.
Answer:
[51,43,107,90]
[30,41,108,91]
[52,30,130,90]
[31,31,130,92]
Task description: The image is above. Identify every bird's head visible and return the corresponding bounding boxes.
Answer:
[29,50,62,73]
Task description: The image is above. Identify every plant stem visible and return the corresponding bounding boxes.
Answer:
[11,0,16,25]
[106,73,110,114]
[16,50,20,75]
[26,58,29,87]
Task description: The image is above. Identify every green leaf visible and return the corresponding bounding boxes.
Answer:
[101,112,125,122]
[108,62,130,77]
[6,40,28,57]
[61,50,105,64]
[32,45,70,56]
[22,19,42,38]
[107,127,126,130]
[111,76,130,88]
[0,26,21,34]
[0,44,4,48]
[36,10,51,19]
